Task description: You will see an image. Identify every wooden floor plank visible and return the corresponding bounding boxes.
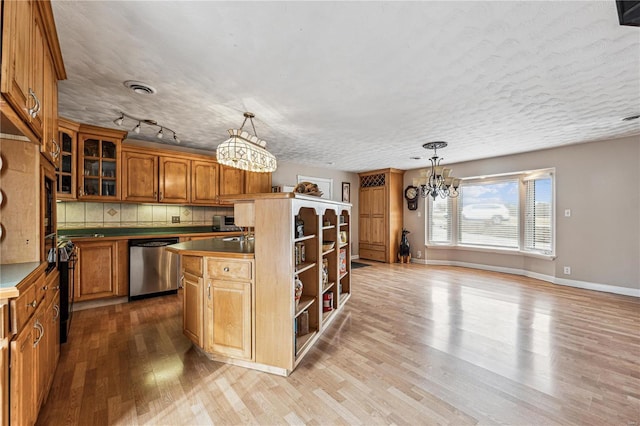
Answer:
[37,263,640,425]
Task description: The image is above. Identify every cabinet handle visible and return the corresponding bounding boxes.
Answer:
[53,304,60,320]
[179,275,184,289]
[223,267,230,272]
[26,300,37,309]
[207,283,211,300]
[78,187,84,197]
[42,285,48,291]
[154,191,157,199]
[28,88,41,118]
[33,320,44,347]
[51,139,61,159]
[159,191,163,201]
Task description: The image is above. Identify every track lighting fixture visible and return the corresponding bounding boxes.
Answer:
[113,114,124,126]
[113,111,180,144]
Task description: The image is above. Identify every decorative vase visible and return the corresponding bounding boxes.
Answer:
[294,276,303,308]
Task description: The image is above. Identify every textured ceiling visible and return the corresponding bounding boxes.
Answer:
[51,1,640,173]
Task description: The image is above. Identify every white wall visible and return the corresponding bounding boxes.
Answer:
[272,162,360,256]
[403,136,640,292]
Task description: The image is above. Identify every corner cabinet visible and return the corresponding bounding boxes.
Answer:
[77,125,127,201]
[358,168,405,263]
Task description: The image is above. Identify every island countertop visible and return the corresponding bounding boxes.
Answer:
[166,237,255,259]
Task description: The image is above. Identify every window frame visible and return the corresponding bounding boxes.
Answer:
[425,168,556,258]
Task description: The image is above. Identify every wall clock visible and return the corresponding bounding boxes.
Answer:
[404,185,418,210]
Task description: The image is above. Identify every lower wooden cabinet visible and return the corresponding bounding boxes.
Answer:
[210,279,252,360]
[183,271,203,347]
[10,312,38,426]
[74,239,128,301]
[1,302,10,426]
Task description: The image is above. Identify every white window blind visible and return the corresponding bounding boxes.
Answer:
[524,175,553,253]
[458,180,519,249]
[428,196,452,244]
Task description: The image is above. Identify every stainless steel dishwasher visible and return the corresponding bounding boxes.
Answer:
[129,237,179,299]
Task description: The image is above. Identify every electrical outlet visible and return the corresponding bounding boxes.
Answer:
[563,266,571,275]
[171,216,180,223]
[417,250,422,258]
[564,209,571,217]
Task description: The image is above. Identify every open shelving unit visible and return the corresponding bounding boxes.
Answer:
[228,192,351,375]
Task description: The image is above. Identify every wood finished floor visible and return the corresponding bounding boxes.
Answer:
[37,263,640,425]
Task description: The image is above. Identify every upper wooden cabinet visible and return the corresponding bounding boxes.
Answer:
[358,168,404,263]
[121,148,191,204]
[56,118,80,200]
[191,160,219,205]
[77,125,126,201]
[121,150,158,202]
[1,0,66,147]
[245,171,272,194]
[159,156,190,204]
[219,165,245,196]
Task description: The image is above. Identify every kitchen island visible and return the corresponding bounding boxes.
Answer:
[169,193,352,376]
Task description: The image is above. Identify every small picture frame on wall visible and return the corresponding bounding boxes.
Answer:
[342,182,350,202]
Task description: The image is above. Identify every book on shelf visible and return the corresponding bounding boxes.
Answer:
[296,311,309,336]
[339,248,347,274]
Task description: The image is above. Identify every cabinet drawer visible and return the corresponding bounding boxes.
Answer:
[9,278,40,335]
[182,256,203,277]
[359,243,385,252]
[359,248,387,262]
[207,259,252,281]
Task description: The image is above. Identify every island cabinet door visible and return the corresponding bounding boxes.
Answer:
[210,279,252,360]
[182,271,203,347]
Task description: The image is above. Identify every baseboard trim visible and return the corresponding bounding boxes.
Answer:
[419,259,639,297]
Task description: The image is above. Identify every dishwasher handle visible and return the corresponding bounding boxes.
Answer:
[129,238,179,248]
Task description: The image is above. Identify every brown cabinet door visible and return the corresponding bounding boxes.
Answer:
[211,279,252,360]
[121,150,158,202]
[10,317,37,426]
[1,0,34,126]
[1,336,8,426]
[40,38,58,164]
[183,271,203,347]
[56,121,78,200]
[159,156,190,203]
[191,160,219,205]
[219,165,244,196]
[359,188,371,244]
[74,241,118,301]
[244,171,272,194]
[29,6,45,138]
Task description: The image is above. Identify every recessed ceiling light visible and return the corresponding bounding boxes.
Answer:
[622,114,640,121]
[123,80,157,95]
[410,156,423,160]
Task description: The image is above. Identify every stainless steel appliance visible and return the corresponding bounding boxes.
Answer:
[213,215,241,231]
[129,238,179,299]
[58,240,76,343]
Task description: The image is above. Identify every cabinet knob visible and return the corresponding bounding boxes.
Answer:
[42,285,48,291]
[26,300,37,308]
[223,267,230,272]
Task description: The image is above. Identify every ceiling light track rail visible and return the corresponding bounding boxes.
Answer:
[113,111,180,144]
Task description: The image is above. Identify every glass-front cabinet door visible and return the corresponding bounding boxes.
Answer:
[56,120,79,200]
[78,133,121,200]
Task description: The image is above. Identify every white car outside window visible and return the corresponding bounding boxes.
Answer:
[461,204,510,224]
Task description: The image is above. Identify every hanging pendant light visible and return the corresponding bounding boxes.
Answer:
[216,112,277,173]
[413,141,461,200]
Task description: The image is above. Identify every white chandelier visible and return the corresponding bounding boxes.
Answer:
[413,141,460,200]
[216,112,277,173]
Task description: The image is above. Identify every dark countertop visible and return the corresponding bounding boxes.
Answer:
[167,237,255,259]
[58,226,238,240]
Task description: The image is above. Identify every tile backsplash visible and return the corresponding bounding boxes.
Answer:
[57,202,234,229]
